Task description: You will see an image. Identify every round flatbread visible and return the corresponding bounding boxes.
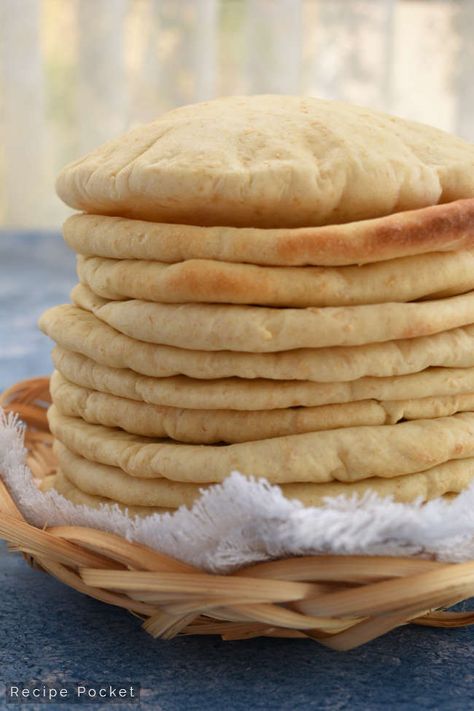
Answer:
[56,96,474,228]
[54,442,474,508]
[52,348,474,411]
[41,469,170,516]
[76,250,474,307]
[48,407,474,484]
[51,371,474,443]
[284,459,474,505]
[63,199,474,268]
[72,283,474,353]
[55,442,203,507]
[40,305,474,383]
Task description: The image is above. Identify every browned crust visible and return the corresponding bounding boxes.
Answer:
[63,198,474,266]
[76,249,474,308]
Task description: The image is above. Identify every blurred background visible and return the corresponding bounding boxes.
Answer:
[0,0,473,228]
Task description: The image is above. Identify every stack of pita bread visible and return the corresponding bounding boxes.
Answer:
[39,95,474,516]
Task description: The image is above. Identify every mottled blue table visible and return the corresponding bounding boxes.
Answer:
[1,231,474,711]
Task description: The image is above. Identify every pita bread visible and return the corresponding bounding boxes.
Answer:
[51,370,390,441]
[382,394,474,421]
[52,347,474,411]
[284,459,474,504]
[54,441,474,508]
[40,305,474,383]
[47,407,474,484]
[63,200,474,268]
[41,469,169,516]
[72,283,474,353]
[61,340,474,416]
[56,96,474,228]
[76,250,474,307]
[51,371,474,443]
[55,442,202,508]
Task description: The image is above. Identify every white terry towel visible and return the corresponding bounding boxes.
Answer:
[1,410,474,573]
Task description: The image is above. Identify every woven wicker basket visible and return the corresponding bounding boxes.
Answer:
[1,377,474,650]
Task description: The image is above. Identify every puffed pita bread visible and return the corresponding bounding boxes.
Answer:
[51,371,474,443]
[53,444,474,508]
[72,283,474,353]
[63,200,474,268]
[52,347,474,411]
[40,305,474,383]
[48,407,474,484]
[41,470,169,515]
[76,250,474,307]
[56,96,474,228]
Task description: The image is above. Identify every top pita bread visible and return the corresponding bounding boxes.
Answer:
[56,96,474,228]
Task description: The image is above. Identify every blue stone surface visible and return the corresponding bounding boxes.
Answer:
[1,230,474,710]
